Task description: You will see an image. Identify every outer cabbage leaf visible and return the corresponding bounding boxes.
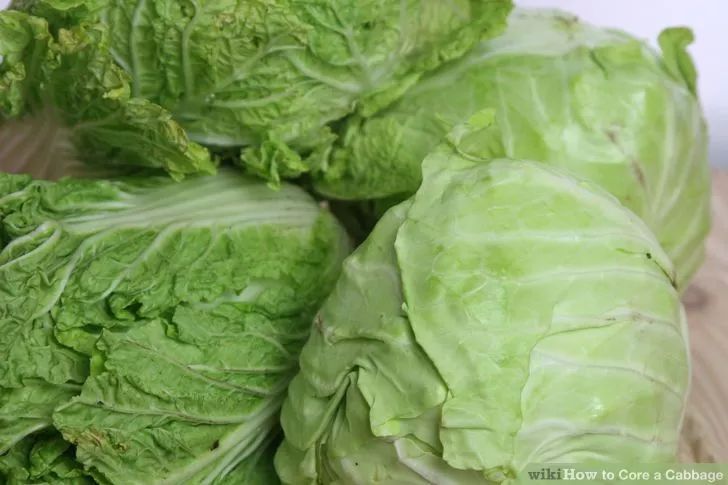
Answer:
[277,150,690,483]
[0,432,92,484]
[1,380,83,456]
[0,170,349,484]
[0,11,215,180]
[7,0,512,183]
[315,8,711,289]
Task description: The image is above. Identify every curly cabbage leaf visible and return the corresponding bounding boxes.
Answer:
[315,8,710,289]
[0,432,93,484]
[1,380,84,457]
[0,170,349,484]
[4,0,512,183]
[277,149,690,483]
[0,11,215,180]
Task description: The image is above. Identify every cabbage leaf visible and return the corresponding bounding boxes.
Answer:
[0,432,93,484]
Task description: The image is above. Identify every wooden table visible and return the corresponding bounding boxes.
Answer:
[679,170,728,462]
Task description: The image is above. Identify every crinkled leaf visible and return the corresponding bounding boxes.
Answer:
[1,380,82,455]
[0,431,92,484]
[0,170,348,484]
[0,11,215,179]
[9,0,512,183]
[54,319,286,485]
[0,174,91,451]
[10,0,106,29]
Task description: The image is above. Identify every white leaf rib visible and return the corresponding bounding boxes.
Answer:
[656,104,704,224]
[530,350,684,400]
[651,89,677,215]
[198,420,274,485]
[510,267,674,290]
[180,1,203,100]
[0,222,62,270]
[128,0,148,97]
[445,229,659,248]
[156,400,281,485]
[550,310,683,337]
[284,51,361,94]
[668,194,711,261]
[57,401,251,425]
[88,222,187,303]
[124,339,290,396]
[520,421,673,465]
[27,226,120,321]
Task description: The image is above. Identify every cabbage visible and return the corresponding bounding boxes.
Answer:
[315,8,710,289]
[0,169,349,484]
[1,0,512,182]
[277,146,690,483]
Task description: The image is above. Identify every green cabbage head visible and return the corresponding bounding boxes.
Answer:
[315,8,711,289]
[0,0,511,182]
[277,147,690,483]
[0,169,349,484]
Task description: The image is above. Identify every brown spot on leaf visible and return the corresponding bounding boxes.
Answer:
[555,14,579,30]
[81,430,106,448]
[113,441,130,453]
[632,160,646,188]
[605,129,618,144]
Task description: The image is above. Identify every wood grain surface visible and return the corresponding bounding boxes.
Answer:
[679,170,728,463]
